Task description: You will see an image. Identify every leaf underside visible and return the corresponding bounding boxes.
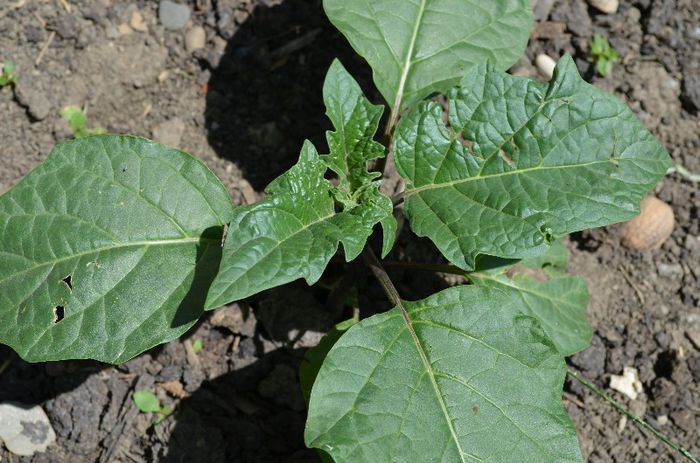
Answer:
[0,135,233,363]
[305,285,582,462]
[324,0,532,110]
[470,240,592,356]
[394,56,671,271]
[206,61,395,309]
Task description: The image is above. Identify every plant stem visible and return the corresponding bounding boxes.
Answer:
[361,247,401,306]
[567,368,699,463]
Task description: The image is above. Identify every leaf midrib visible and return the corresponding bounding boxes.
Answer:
[398,301,470,463]
[392,0,428,111]
[405,158,616,196]
[0,237,216,286]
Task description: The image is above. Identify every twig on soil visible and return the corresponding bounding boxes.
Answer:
[567,368,699,463]
[619,264,646,305]
[35,31,55,66]
[57,0,71,13]
[0,352,14,377]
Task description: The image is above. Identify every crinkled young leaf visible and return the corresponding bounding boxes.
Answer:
[470,240,592,356]
[205,142,391,309]
[324,0,532,110]
[395,56,671,271]
[0,135,233,363]
[305,286,582,462]
[322,60,397,256]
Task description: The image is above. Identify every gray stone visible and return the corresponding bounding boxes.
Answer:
[657,262,683,279]
[159,1,191,31]
[152,118,185,149]
[14,77,51,121]
[0,403,56,456]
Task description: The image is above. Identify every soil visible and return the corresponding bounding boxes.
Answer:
[0,0,698,462]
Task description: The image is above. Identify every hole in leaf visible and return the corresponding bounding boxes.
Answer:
[472,405,480,416]
[53,306,65,323]
[62,275,73,290]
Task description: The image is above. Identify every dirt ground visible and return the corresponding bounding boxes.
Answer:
[0,0,698,462]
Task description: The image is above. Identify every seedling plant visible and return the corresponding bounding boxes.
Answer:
[0,1,686,461]
[589,34,621,77]
[0,61,19,88]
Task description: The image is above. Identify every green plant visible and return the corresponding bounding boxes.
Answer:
[60,105,106,139]
[0,1,682,461]
[132,390,171,424]
[589,34,621,76]
[0,61,19,88]
[191,338,203,354]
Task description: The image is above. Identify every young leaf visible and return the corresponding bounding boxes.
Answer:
[394,55,671,271]
[206,63,396,308]
[0,135,233,363]
[322,60,397,256]
[205,142,391,309]
[470,240,592,356]
[133,390,162,413]
[324,0,533,110]
[305,286,582,462]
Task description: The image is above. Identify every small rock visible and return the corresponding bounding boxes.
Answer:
[14,78,51,121]
[629,399,647,418]
[657,415,669,425]
[117,23,133,35]
[609,366,643,400]
[159,0,191,31]
[535,54,556,79]
[130,10,148,32]
[686,330,700,350]
[0,403,56,456]
[657,262,683,279]
[588,0,619,14]
[210,304,257,337]
[160,380,186,399]
[152,118,185,149]
[570,335,606,376]
[182,368,205,392]
[185,26,206,53]
[532,0,555,20]
[670,409,696,432]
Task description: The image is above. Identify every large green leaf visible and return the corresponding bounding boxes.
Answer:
[0,135,233,363]
[324,0,532,110]
[305,286,582,462]
[470,240,592,356]
[394,56,671,271]
[206,63,395,309]
[205,142,391,309]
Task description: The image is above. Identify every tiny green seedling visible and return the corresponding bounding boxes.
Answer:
[589,34,621,76]
[0,61,19,88]
[191,338,203,354]
[60,106,106,139]
[132,390,171,424]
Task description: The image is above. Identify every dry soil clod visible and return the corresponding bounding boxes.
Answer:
[622,196,675,251]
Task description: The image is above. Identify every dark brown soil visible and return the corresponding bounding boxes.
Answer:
[0,0,698,462]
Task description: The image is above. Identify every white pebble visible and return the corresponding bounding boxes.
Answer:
[588,0,619,14]
[185,26,206,53]
[609,366,643,401]
[0,403,56,456]
[535,54,556,80]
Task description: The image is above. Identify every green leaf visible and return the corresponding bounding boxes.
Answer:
[206,63,396,308]
[322,60,397,257]
[0,135,233,363]
[470,239,592,356]
[394,55,671,271]
[305,286,582,462]
[133,390,162,413]
[206,142,391,309]
[60,106,87,133]
[324,0,532,110]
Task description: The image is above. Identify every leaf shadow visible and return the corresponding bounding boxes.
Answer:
[204,0,377,191]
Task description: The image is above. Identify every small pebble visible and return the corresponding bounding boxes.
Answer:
[130,10,148,33]
[535,54,556,80]
[185,26,206,53]
[610,366,643,400]
[159,0,191,31]
[0,403,56,456]
[588,0,619,14]
[657,262,683,279]
[152,118,185,149]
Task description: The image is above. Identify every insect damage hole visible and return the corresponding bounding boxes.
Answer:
[61,275,73,290]
[53,306,65,323]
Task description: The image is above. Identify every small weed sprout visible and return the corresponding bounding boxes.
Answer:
[589,34,621,76]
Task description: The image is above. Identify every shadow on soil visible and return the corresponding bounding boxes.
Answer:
[204,0,378,191]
